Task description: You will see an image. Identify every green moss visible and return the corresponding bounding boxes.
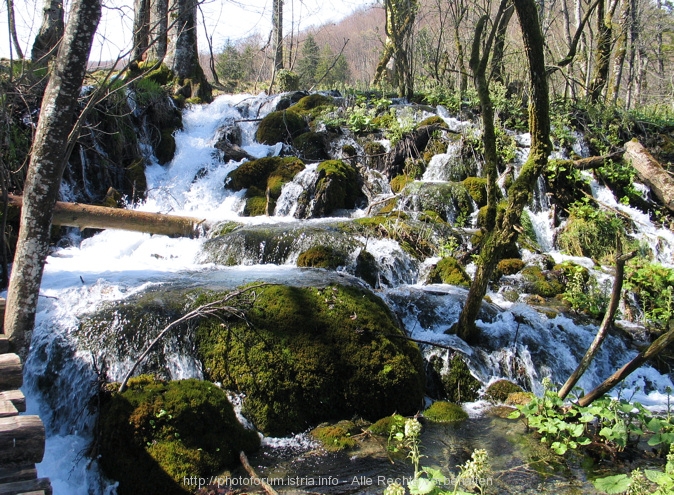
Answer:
[368,414,406,435]
[155,129,176,165]
[423,401,468,423]
[293,132,328,160]
[98,377,260,495]
[256,110,308,145]
[297,246,347,269]
[557,203,632,262]
[418,115,449,128]
[243,195,267,216]
[342,144,357,158]
[209,221,242,238]
[505,391,535,406]
[483,380,524,403]
[276,69,300,91]
[430,354,481,403]
[226,156,305,212]
[289,94,335,120]
[494,258,525,280]
[427,257,470,286]
[313,160,362,215]
[521,266,564,298]
[141,62,173,85]
[399,182,474,225]
[462,177,488,207]
[311,420,358,451]
[195,284,425,436]
[355,249,378,287]
[391,174,413,193]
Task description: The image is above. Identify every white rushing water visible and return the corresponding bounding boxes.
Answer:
[10,93,674,493]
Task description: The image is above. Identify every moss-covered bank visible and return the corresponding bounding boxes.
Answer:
[195,284,425,436]
[97,376,259,495]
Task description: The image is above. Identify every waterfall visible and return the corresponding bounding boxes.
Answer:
[12,92,674,494]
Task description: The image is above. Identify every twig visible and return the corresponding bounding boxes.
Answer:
[118,283,266,393]
[387,333,461,351]
[240,451,279,495]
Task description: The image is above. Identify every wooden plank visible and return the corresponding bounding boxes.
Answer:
[0,477,52,495]
[0,416,45,464]
[0,464,37,484]
[0,354,22,391]
[0,391,25,413]
[0,400,18,418]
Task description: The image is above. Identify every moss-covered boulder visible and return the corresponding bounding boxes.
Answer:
[493,258,525,281]
[462,177,488,207]
[483,379,524,403]
[423,401,468,423]
[255,110,308,145]
[226,156,305,216]
[310,160,364,217]
[98,376,260,495]
[297,245,348,269]
[364,141,387,170]
[428,354,481,403]
[196,284,425,436]
[293,131,330,161]
[521,265,564,298]
[427,256,470,286]
[289,94,335,120]
[391,174,413,193]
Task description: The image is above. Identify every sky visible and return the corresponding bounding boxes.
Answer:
[0,0,371,61]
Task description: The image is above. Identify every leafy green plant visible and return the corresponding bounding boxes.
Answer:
[559,262,611,318]
[385,418,490,495]
[625,260,674,330]
[593,445,674,494]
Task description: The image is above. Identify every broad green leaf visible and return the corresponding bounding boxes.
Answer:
[570,423,585,437]
[649,433,663,446]
[508,410,521,419]
[592,474,630,494]
[409,477,436,495]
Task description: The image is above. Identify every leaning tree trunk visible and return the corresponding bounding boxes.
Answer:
[578,319,674,406]
[558,247,636,400]
[272,0,284,69]
[4,0,102,355]
[30,0,64,68]
[624,140,674,212]
[164,0,212,101]
[6,0,24,59]
[456,0,551,343]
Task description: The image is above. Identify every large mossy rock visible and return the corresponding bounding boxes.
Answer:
[426,256,470,286]
[226,156,305,216]
[98,376,260,495]
[196,284,425,436]
[308,160,364,217]
[255,110,309,145]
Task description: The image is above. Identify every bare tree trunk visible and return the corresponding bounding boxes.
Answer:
[5,0,102,355]
[588,0,620,103]
[148,0,168,61]
[456,0,551,343]
[608,0,629,104]
[164,0,212,101]
[30,0,64,68]
[272,0,284,69]
[6,0,24,59]
[578,319,674,407]
[558,247,636,400]
[132,0,150,62]
[490,4,514,85]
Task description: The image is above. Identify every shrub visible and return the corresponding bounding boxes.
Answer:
[483,380,524,403]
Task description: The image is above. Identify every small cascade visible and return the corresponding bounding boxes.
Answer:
[274,165,320,217]
[422,139,465,181]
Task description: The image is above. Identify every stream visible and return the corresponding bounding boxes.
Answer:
[12,92,674,494]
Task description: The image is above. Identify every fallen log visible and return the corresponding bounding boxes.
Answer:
[572,150,625,169]
[0,463,37,484]
[0,400,18,418]
[0,477,52,495]
[0,391,25,413]
[0,416,45,464]
[7,195,207,238]
[0,354,22,391]
[623,140,674,212]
